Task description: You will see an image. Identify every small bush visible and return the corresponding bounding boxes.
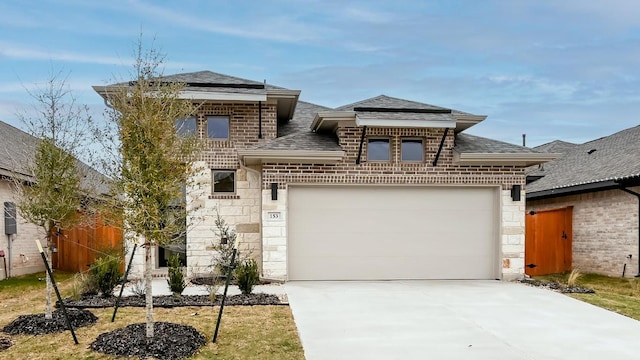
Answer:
[89,256,123,298]
[567,269,583,287]
[167,254,186,295]
[234,259,260,295]
[71,272,98,300]
[130,279,146,296]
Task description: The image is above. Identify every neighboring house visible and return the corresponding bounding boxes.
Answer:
[0,121,46,278]
[0,121,119,279]
[94,71,554,281]
[526,126,640,277]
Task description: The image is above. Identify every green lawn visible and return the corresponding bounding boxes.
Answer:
[536,272,640,320]
[0,272,304,359]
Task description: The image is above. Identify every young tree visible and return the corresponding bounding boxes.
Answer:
[12,71,92,319]
[99,44,202,338]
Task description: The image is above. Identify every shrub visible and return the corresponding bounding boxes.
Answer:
[234,258,260,295]
[167,254,186,295]
[89,255,123,298]
[567,269,583,287]
[71,272,98,300]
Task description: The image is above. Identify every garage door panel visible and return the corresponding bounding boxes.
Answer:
[288,186,498,280]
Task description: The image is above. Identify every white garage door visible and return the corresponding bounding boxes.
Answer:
[288,186,498,280]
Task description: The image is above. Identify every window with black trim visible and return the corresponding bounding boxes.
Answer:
[175,117,196,137]
[367,138,390,161]
[401,139,424,161]
[207,116,230,139]
[212,170,235,193]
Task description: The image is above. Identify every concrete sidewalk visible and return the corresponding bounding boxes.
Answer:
[286,280,640,360]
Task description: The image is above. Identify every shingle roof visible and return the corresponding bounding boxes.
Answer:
[250,131,341,152]
[454,133,543,154]
[278,101,332,137]
[105,70,287,95]
[534,140,577,154]
[527,125,640,194]
[0,121,37,176]
[0,121,108,194]
[336,95,451,112]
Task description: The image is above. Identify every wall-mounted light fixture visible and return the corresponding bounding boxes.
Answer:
[511,184,522,201]
[271,183,278,201]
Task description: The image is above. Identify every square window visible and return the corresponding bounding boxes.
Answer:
[175,117,196,137]
[207,116,230,139]
[367,138,390,161]
[212,170,235,193]
[401,139,424,161]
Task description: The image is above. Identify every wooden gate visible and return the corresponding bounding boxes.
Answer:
[52,214,123,273]
[525,207,573,276]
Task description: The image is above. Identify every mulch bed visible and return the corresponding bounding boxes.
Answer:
[0,336,13,351]
[90,322,205,360]
[60,293,282,308]
[2,308,98,335]
[518,278,595,294]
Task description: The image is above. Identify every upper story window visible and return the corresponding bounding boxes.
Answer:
[367,138,390,161]
[401,139,424,162]
[175,117,197,137]
[212,170,235,194]
[207,116,230,140]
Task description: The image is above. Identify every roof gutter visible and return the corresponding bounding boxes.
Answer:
[454,152,559,166]
[238,149,344,165]
[527,180,620,200]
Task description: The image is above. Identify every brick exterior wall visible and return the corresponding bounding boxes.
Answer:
[124,104,528,281]
[0,180,45,278]
[527,186,640,277]
[260,126,527,280]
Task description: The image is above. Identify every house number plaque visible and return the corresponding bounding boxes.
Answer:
[267,212,282,220]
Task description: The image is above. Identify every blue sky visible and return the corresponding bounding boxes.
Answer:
[2,0,640,147]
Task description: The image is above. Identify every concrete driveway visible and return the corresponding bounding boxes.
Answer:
[285,280,640,360]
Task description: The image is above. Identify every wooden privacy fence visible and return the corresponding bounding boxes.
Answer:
[52,214,124,273]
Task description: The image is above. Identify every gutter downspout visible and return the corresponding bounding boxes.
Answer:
[258,101,263,139]
[355,126,367,165]
[620,187,640,277]
[433,128,450,166]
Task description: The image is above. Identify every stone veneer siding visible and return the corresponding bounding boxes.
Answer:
[125,101,276,278]
[0,180,45,278]
[261,127,527,280]
[527,186,640,277]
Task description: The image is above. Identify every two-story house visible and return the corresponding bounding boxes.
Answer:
[94,71,555,281]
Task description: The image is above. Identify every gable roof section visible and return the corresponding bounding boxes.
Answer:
[534,140,577,154]
[454,133,558,166]
[312,95,486,133]
[527,125,640,199]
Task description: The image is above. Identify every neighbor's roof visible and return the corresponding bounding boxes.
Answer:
[0,121,38,178]
[534,140,578,154]
[0,121,109,195]
[527,125,640,198]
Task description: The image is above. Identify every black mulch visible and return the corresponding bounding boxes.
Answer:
[90,322,205,360]
[518,278,595,294]
[0,336,13,351]
[59,293,282,309]
[2,308,98,335]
